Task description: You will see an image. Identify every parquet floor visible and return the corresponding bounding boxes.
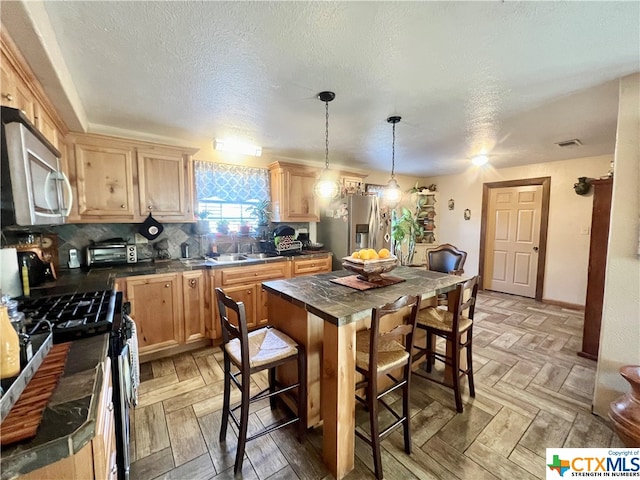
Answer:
[130,290,623,480]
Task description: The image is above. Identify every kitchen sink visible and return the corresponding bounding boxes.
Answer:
[242,253,278,259]
[212,254,246,262]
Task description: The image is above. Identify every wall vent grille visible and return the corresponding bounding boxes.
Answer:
[555,139,582,148]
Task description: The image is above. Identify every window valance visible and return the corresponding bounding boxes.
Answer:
[194,161,270,203]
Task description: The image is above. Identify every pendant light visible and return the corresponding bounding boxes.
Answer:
[313,91,341,200]
[384,116,402,207]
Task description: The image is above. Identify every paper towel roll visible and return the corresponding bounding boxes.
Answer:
[0,248,22,298]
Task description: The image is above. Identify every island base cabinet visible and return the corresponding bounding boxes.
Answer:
[267,293,324,428]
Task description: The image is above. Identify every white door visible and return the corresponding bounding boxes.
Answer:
[484,185,542,297]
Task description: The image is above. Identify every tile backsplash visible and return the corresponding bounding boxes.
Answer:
[2,222,310,268]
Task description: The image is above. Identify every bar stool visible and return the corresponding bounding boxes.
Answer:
[412,276,479,413]
[355,294,421,479]
[215,287,307,474]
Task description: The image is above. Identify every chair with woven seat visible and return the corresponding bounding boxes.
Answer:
[426,243,467,275]
[412,276,479,413]
[215,287,307,474]
[355,294,421,479]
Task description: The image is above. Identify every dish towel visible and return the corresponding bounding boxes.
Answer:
[125,314,140,407]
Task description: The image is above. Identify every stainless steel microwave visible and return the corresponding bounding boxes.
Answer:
[1,106,72,226]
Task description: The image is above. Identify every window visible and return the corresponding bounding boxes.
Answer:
[194,161,270,233]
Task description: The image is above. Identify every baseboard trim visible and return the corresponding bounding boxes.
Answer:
[140,339,212,363]
[542,298,585,311]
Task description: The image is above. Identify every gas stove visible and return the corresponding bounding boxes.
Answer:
[20,290,118,343]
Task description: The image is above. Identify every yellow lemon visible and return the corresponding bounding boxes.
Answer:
[368,249,379,260]
[378,248,390,259]
[351,251,360,259]
[359,249,371,260]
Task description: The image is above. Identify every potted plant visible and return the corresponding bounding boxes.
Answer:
[246,200,272,226]
[194,211,211,235]
[391,207,424,265]
[216,219,229,235]
[239,221,252,236]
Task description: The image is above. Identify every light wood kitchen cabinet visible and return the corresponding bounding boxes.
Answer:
[124,273,183,355]
[213,261,290,331]
[292,255,332,276]
[182,270,210,343]
[1,27,68,156]
[73,140,137,218]
[93,358,117,480]
[67,133,198,222]
[137,148,193,219]
[269,161,320,222]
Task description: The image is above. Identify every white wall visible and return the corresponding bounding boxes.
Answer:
[593,73,640,417]
[423,154,612,306]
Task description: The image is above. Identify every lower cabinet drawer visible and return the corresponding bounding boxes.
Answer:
[219,262,289,286]
[293,256,332,276]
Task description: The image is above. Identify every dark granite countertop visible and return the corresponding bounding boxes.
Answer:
[27,251,333,298]
[263,266,467,326]
[0,334,110,479]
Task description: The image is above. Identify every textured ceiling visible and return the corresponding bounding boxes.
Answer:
[6,1,640,176]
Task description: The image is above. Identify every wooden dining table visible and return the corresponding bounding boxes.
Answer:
[262,266,466,479]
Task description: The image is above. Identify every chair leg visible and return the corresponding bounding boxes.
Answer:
[234,372,251,474]
[452,334,463,413]
[403,366,412,455]
[466,329,475,398]
[219,355,231,442]
[368,378,383,480]
[269,366,277,410]
[297,348,307,442]
[425,331,435,373]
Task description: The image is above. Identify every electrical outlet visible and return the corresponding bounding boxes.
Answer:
[135,233,149,244]
[580,226,590,235]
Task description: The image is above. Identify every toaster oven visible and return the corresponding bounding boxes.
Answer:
[86,242,137,266]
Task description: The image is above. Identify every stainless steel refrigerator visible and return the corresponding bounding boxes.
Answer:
[317,195,390,271]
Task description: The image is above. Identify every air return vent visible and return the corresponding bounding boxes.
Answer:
[555,139,582,148]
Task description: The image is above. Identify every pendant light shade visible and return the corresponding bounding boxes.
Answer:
[384,116,402,207]
[313,91,341,200]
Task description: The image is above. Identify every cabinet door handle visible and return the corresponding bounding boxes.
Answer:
[165,283,170,288]
[247,290,252,294]
[533,246,539,252]
[121,204,126,208]
[189,279,197,288]
[254,272,258,276]
[3,93,13,102]
[148,205,153,210]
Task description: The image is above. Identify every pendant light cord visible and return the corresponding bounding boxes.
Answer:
[391,121,396,178]
[324,100,330,169]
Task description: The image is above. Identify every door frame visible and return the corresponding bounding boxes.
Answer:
[479,177,551,301]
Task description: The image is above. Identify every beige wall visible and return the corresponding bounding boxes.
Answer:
[593,73,640,417]
[422,154,612,306]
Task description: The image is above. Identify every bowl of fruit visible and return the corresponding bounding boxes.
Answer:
[342,248,398,283]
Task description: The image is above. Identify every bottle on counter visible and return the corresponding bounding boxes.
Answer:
[1,304,21,379]
[21,258,30,297]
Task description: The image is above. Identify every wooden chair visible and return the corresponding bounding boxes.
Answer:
[412,276,479,413]
[355,295,421,479]
[426,243,467,275]
[215,287,307,474]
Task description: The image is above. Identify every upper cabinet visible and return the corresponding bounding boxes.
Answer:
[67,133,198,223]
[1,28,67,151]
[73,139,137,218]
[269,161,321,222]
[137,148,192,218]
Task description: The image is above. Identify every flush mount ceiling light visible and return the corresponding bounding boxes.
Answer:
[313,91,341,200]
[383,116,402,207]
[214,139,262,157]
[472,154,489,166]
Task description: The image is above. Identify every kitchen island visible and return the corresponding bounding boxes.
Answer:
[262,266,466,480]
